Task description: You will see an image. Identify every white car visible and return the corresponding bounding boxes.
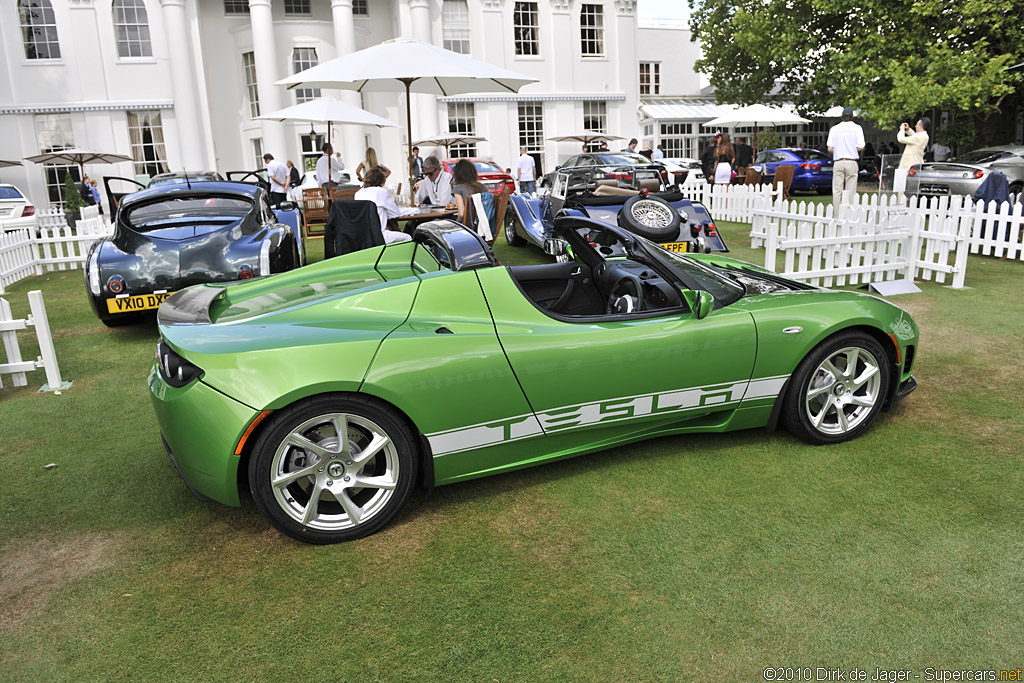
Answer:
[658,158,704,185]
[0,184,39,233]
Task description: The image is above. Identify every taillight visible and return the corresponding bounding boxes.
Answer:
[609,171,630,181]
[706,223,718,236]
[974,169,984,179]
[156,341,203,388]
[800,163,818,170]
[908,168,917,176]
[22,205,35,217]
[239,266,254,279]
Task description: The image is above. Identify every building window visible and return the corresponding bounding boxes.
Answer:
[35,113,76,207]
[284,0,310,14]
[580,4,604,56]
[447,103,477,157]
[640,62,660,95]
[127,110,168,179]
[112,0,152,58]
[442,0,471,55]
[300,134,320,173]
[659,122,693,157]
[292,48,320,104]
[583,101,606,133]
[513,2,539,56]
[223,0,248,14]
[252,139,264,170]
[517,101,544,170]
[18,0,61,60]
[243,52,259,119]
[352,0,368,16]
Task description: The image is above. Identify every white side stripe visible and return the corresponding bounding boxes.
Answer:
[427,374,790,458]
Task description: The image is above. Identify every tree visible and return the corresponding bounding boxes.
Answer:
[689,0,1023,134]
[63,173,85,219]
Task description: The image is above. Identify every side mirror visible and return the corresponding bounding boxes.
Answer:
[554,165,561,172]
[275,201,295,211]
[543,237,568,256]
[681,290,715,319]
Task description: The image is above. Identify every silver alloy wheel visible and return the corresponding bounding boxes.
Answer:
[270,412,399,532]
[629,198,674,227]
[804,346,882,435]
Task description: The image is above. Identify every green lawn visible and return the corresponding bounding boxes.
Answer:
[1,220,1022,680]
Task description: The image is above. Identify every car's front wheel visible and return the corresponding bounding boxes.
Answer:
[781,331,891,444]
[504,208,526,246]
[249,394,417,543]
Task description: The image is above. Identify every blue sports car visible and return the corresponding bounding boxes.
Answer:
[752,148,834,194]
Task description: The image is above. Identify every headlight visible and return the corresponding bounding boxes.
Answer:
[156,341,203,388]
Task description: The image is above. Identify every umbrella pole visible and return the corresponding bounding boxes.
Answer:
[404,79,414,204]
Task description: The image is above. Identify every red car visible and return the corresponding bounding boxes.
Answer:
[442,158,516,196]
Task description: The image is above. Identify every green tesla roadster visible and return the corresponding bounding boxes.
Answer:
[150,217,918,543]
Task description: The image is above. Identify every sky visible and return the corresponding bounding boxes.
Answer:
[636,0,690,21]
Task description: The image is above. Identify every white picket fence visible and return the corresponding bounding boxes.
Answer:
[0,290,69,391]
[0,211,112,294]
[676,182,782,223]
[751,194,1024,289]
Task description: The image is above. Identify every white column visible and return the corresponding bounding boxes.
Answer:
[160,0,208,169]
[330,0,364,168]
[248,0,287,159]
[409,0,439,142]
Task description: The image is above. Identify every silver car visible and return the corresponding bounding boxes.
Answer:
[908,145,1024,198]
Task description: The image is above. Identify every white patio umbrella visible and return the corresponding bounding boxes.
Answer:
[701,104,811,155]
[0,159,23,168]
[24,148,132,179]
[548,131,626,151]
[412,133,487,159]
[277,37,538,196]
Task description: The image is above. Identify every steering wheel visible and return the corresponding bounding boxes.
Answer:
[606,272,645,314]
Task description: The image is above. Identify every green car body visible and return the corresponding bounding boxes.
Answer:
[150,218,918,542]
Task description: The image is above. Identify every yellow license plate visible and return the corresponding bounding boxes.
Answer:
[106,291,174,314]
[659,241,689,253]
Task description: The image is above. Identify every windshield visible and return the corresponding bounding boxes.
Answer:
[791,149,830,161]
[595,153,651,165]
[471,161,502,174]
[639,237,745,306]
[0,187,25,200]
[126,196,251,230]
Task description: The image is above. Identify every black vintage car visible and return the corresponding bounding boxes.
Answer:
[85,181,303,326]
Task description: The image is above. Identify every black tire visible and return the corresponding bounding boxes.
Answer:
[781,331,892,445]
[816,187,831,195]
[1009,182,1023,200]
[504,207,526,246]
[616,195,681,242]
[248,394,417,544]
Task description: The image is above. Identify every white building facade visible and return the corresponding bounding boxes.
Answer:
[2,0,710,208]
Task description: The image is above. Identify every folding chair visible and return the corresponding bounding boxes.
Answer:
[744,167,763,185]
[773,165,795,200]
[301,187,329,238]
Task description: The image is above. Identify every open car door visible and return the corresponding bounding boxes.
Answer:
[103,176,146,214]
[225,170,270,193]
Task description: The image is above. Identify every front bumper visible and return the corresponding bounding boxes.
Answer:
[149,365,259,506]
[897,375,918,399]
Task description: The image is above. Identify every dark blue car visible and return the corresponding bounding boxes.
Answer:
[752,148,833,194]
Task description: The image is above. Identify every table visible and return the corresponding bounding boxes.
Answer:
[394,206,457,235]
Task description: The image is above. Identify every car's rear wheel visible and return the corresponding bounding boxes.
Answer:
[782,331,891,444]
[617,195,681,242]
[249,394,417,543]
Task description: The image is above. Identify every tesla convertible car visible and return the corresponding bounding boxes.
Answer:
[85,181,303,326]
[150,217,919,544]
[907,145,1024,197]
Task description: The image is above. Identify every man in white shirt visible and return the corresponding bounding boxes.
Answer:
[413,156,454,206]
[315,143,346,189]
[263,153,289,206]
[826,106,866,205]
[652,144,665,160]
[930,141,951,162]
[516,147,537,194]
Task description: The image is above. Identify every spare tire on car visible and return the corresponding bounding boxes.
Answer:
[616,194,681,242]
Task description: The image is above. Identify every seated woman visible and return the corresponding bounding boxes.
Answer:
[451,159,495,242]
[355,147,391,183]
[354,167,413,244]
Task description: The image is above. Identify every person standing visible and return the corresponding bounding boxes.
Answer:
[516,147,536,195]
[625,138,638,154]
[89,179,102,215]
[263,153,289,206]
[356,147,390,183]
[286,160,301,188]
[80,175,95,205]
[652,144,665,160]
[315,143,346,189]
[826,106,865,204]
[897,118,930,169]
[930,140,951,162]
[712,133,735,185]
[701,136,719,186]
[413,156,454,207]
[734,137,754,173]
[410,146,424,179]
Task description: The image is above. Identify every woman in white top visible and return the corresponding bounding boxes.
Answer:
[353,168,413,244]
[897,117,930,169]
